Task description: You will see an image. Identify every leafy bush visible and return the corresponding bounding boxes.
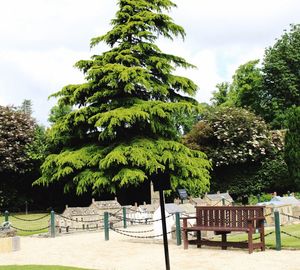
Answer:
[249,193,273,205]
[184,107,289,196]
[184,107,276,167]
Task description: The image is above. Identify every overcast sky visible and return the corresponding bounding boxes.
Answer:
[0,0,300,126]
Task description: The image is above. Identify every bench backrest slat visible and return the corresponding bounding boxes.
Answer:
[196,206,264,229]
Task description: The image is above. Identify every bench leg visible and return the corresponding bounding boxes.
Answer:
[260,222,265,251]
[183,229,188,249]
[196,231,201,248]
[221,233,227,250]
[248,229,253,254]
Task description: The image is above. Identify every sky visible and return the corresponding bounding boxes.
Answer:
[0,0,300,126]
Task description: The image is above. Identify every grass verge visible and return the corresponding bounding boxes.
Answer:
[224,224,300,249]
[0,213,49,236]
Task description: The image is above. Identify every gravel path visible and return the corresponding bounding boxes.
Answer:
[0,229,299,270]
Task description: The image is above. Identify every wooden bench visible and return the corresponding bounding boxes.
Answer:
[182,206,265,254]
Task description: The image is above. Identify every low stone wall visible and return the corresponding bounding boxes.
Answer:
[0,236,20,253]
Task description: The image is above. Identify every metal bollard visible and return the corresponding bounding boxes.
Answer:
[4,210,9,222]
[104,212,109,241]
[123,207,127,229]
[50,210,55,238]
[274,210,281,251]
[175,212,181,246]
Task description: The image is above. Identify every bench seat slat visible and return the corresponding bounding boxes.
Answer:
[186,226,249,232]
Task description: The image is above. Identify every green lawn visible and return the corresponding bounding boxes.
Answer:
[0,266,91,270]
[0,213,50,236]
[223,223,300,249]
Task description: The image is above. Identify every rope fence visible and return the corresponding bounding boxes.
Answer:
[281,212,300,220]
[10,224,50,232]
[57,213,103,223]
[111,227,176,239]
[9,213,50,221]
[111,227,154,234]
[280,230,300,240]
[57,225,104,231]
[1,205,300,251]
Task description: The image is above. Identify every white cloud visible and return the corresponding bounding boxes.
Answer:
[0,47,88,123]
[0,0,300,125]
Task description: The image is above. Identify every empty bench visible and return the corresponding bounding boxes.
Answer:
[182,206,265,254]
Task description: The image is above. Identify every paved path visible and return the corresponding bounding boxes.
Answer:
[0,229,299,270]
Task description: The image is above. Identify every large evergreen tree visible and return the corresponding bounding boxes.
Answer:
[36,0,211,196]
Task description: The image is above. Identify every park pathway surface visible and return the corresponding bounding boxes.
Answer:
[0,229,299,270]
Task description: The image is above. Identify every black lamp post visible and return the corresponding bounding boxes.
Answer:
[152,170,171,270]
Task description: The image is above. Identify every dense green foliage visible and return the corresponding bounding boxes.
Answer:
[285,106,300,188]
[36,0,211,197]
[261,24,300,128]
[183,107,288,196]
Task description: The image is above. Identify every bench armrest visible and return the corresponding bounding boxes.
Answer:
[181,216,197,220]
[181,216,196,228]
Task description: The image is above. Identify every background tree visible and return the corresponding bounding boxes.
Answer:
[19,99,33,116]
[48,104,72,125]
[211,82,230,106]
[228,59,262,112]
[0,105,36,210]
[25,125,48,163]
[211,60,263,113]
[0,105,35,172]
[183,107,288,197]
[261,24,300,128]
[285,106,300,188]
[36,0,211,198]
